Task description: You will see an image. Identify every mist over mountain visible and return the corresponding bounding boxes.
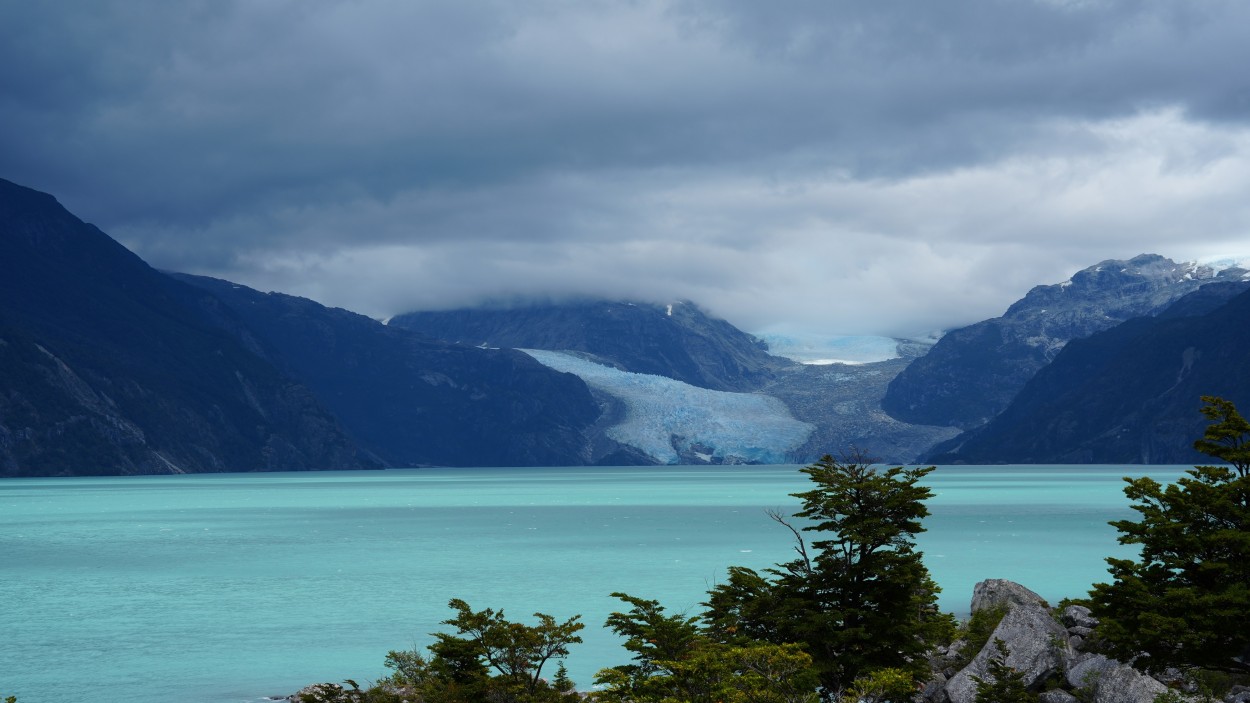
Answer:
[5,173,1247,474]
[395,301,958,464]
[0,177,613,475]
[391,300,787,392]
[927,281,1250,464]
[174,275,604,468]
[883,254,1250,430]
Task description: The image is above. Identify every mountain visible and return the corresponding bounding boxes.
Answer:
[883,254,1250,430]
[0,177,367,476]
[396,301,959,464]
[390,300,787,392]
[758,342,961,463]
[926,281,1250,464]
[173,275,604,467]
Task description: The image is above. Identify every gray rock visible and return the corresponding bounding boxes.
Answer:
[1065,654,1178,703]
[1039,690,1079,703]
[945,602,1071,703]
[1062,604,1099,629]
[970,579,1049,613]
[1066,652,1117,690]
[1226,686,1250,703]
[919,672,949,702]
[1086,664,1170,703]
[287,683,365,703]
[1068,625,1095,638]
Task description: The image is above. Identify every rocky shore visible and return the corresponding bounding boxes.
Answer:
[921,579,1195,703]
[284,579,1250,703]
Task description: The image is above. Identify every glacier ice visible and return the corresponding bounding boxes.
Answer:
[757,333,901,365]
[521,349,814,465]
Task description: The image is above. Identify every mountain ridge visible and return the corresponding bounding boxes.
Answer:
[0,177,368,475]
[926,281,1250,464]
[883,253,1250,430]
[173,274,606,468]
[391,299,789,392]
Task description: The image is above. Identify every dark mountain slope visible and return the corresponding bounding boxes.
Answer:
[926,283,1250,464]
[390,300,788,391]
[884,255,1248,430]
[0,177,366,475]
[174,275,604,467]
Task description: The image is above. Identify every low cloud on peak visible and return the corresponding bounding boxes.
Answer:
[4,1,1249,337]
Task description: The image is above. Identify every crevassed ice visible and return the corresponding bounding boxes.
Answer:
[521,349,814,464]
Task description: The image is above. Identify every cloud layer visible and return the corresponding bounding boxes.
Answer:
[3,0,1249,335]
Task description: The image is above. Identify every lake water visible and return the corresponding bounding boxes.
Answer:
[0,464,1187,703]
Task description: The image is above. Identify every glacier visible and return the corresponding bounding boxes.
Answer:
[757,333,903,365]
[521,349,814,465]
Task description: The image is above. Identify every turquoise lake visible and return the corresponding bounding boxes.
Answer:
[0,464,1188,703]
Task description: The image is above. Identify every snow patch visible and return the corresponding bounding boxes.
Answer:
[1196,255,1250,273]
[521,349,814,464]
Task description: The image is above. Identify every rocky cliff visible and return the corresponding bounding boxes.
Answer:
[884,255,1250,430]
[925,282,1250,465]
[0,177,368,475]
[922,579,1190,703]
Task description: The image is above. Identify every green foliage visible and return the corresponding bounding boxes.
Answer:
[843,667,917,703]
[380,647,430,686]
[439,598,584,695]
[703,454,946,698]
[363,599,583,703]
[594,593,819,703]
[296,682,365,703]
[1089,396,1250,675]
[971,639,1036,703]
[1194,396,1250,478]
[551,662,574,693]
[600,591,701,679]
[952,605,1009,671]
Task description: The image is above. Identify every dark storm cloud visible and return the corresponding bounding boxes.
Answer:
[3,1,1250,334]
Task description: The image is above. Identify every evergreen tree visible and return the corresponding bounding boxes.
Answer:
[439,598,584,694]
[971,639,1035,703]
[594,593,818,703]
[704,454,945,699]
[1089,396,1250,675]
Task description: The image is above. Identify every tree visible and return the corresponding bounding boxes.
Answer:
[439,598,584,695]
[1194,395,1250,477]
[594,592,819,703]
[970,639,1034,703]
[1089,396,1250,675]
[703,454,946,699]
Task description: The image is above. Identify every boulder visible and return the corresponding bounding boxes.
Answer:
[1226,685,1250,703]
[918,672,949,702]
[1064,653,1177,703]
[1039,690,1079,703]
[1084,664,1171,703]
[1061,604,1099,629]
[970,579,1048,613]
[1066,653,1117,689]
[945,602,1071,703]
[287,683,364,703]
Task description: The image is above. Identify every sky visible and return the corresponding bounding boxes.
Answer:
[3,1,1250,337]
